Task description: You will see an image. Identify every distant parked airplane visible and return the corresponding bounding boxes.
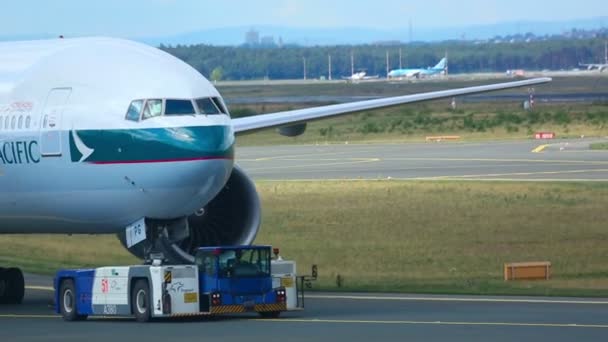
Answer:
[388,57,447,79]
[343,51,380,82]
[342,70,380,82]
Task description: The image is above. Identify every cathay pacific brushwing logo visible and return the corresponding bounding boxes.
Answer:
[70,130,94,162]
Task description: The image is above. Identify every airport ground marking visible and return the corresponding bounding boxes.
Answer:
[532,144,550,153]
[0,314,58,319]
[251,162,574,177]
[380,157,608,165]
[307,294,608,305]
[257,318,608,329]
[414,177,608,182]
[239,149,374,162]
[26,285,54,291]
[423,168,608,180]
[260,177,608,182]
[246,156,608,165]
[0,314,132,320]
[244,158,380,172]
[245,156,608,175]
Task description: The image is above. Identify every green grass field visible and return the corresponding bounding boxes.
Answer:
[235,102,608,146]
[3,181,608,297]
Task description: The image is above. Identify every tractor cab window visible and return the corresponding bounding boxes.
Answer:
[217,248,270,278]
[195,252,217,277]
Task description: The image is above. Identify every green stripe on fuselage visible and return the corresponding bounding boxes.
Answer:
[69,126,234,163]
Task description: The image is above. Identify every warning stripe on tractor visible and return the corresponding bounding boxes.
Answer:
[170,312,211,318]
[210,303,286,314]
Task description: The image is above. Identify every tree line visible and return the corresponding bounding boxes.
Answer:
[160,39,608,81]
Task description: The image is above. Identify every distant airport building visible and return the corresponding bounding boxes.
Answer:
[260,36,276,46]
[245,29,260,46]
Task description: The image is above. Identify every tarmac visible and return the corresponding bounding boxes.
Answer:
[1,276,608,342]
[237,139,608,181]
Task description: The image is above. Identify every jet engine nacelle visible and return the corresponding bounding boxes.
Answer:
[118,165,261,263]
[278,123,307,137]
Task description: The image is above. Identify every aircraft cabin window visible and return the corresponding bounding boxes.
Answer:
[196,98,221,115]
[25,116,31,129]
[165,99,196,116]
[0,116,3,130]
[142,99,162,120]
[4,116,8,129]
[11,116,16,130]
[126,100,144,121]
[18,115,23,129]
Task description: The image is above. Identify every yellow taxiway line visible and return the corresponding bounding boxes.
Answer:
[532,144,550,153]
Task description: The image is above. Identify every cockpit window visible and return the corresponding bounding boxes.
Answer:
[165,99,196,116]
[196,98,221,115]
[142,99,163,120]
[211,97,228,114]
[126,100,144,121]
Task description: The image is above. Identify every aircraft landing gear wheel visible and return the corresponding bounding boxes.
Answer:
[132,280,152,322]
[0,267,24,304]
[60,279,87,321]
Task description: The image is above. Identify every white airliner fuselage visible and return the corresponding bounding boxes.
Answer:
[0,38,233,234]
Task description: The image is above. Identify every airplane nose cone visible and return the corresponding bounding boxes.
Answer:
[68,125,235,218]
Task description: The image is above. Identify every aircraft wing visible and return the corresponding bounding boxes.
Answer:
[232,77,551,134]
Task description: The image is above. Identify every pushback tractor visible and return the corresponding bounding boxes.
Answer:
[54,245,316,322]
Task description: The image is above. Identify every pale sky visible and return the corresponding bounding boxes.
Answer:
[1,0,606,38]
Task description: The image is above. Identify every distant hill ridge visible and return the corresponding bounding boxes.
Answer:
[0,16,607,46]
